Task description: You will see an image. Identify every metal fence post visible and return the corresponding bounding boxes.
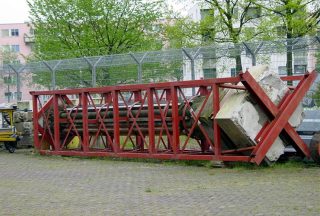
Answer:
[84,56,103,87]
[8,65,24,102]
[130,52,148,83]
[182,48,201,95]
[43,60,62,90]
[243,42,264,66]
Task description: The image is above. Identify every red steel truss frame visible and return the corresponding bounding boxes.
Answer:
[30,70,317,165]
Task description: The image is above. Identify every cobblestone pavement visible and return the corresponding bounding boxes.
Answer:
[0,149,319,216]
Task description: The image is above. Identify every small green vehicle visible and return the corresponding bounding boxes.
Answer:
[0,106,21,153]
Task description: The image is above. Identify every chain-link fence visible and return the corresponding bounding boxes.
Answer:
[0,36,319,106]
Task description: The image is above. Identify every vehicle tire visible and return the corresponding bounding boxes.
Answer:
[4,142,16,153]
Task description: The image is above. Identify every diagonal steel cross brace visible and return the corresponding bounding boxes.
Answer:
[240,70,317,165]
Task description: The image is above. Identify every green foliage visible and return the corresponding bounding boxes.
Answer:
[252,0,320,78]
[312,52,320,106]
[0,50,20,89]
[312,87,320,107]
[142,61,184,82]
[27,0,168,88]
[0,49,19,64]
[204,0,260,43]
[28,0,165,59]
[163,18,202,48]
[202,0,265,72]
[162,6,221,48]
[253,0,320,38]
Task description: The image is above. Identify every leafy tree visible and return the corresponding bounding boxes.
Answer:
[0,49,20,102]
[312,86,320,107]
[163,18,202,48]
[28,0,166,59]
[0,49,19,65]
[253,0,320,81]
[203,0,262,73]
[27,0,168,88]
[311,50,320,106]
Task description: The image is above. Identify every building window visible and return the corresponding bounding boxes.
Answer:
[3,76,13,84]
[200,9,214,20]
[278,66,287,76]
[1,29,9,37]
[10,29,19,36]
[29,28,35,35]
[278,65,306,75]
[11,45,20,52]
[294,51,307,65]
[233,7,239,19]
[294,65,306,74]
[1,45,10,51]
[203,68,216,79]
[231,68,236,77]
[245,7,261,20]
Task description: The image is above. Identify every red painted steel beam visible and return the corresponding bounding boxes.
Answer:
[219,84,246,90]
[53,94,60,151]
[171,86,180,154]
[31,71,316,164]
[39,150,251,162]
[280,75,304,81]
[32,95,40,150]
[30,77,241,96]
[212,83,221,158]
[112,90,120,153]
[31,74,303,103]
[81,92,89,152]
[37,97,53,116]
[147,88,155,153]
[240,71,317,164]
[221,146,255,154]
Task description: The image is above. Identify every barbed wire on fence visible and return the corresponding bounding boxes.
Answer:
[1,36,319,74]
[0,36,319,105]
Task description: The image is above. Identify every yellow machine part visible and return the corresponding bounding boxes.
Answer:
[67,136,80,149]
[0,136,17,142]
[0,131,14,136]
[0,109,16,142]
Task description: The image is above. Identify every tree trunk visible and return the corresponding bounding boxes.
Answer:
[286,37,293,86]
[235,54,242,74]
[234,42,242,74]
[286,7,293,86]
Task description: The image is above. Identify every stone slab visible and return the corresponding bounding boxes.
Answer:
[215,65,303,162]
[15,122,33,135]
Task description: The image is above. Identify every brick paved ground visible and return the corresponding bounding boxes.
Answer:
[0,149,319,216]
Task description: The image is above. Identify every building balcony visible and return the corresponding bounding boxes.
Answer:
[24,34,35,43]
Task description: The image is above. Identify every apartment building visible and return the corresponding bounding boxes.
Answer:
[0,22,34,103]
[182,3,317,81]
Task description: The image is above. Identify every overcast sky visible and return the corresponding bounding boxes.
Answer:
[0,0,30,23]
[0,0,195,24]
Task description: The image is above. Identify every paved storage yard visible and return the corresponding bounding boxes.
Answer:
[0,149,319,215]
